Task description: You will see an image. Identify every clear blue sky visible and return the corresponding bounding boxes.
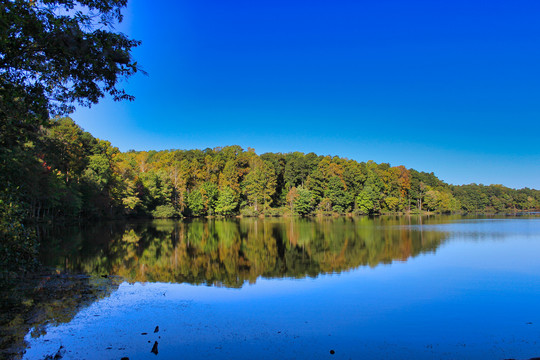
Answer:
[74,0,540,189]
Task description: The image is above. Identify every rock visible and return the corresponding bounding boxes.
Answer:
[53,345,65,359]
[151,341,158,355]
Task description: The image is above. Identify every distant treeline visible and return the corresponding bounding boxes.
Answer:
[5,118,540,221]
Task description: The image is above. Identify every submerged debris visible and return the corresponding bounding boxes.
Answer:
[43,345,65,360]
[151,341,159,355]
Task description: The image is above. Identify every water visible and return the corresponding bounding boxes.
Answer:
[14,216,540,359]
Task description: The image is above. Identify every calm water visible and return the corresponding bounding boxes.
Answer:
[18,216,540,359]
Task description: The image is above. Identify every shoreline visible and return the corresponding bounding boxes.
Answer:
[30,210,540,224]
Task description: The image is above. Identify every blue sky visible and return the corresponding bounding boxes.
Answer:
[74,0,540,189]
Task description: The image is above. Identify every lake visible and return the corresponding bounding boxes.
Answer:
[9,215,540,359]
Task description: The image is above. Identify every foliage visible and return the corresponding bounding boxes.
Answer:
[215,187,238,216]
[243,159,277,212]
[187,188,205,217]
[0,188,38,276]
[2,122,539,224]
[0,0,140,272]
[200,182,219,215]
[326,176,352,213]
[294,187,313,215]
[356,186,380,215]
[6,120,539,221]
[151,205,178,219]
[286,187,299,212]
[0,0,141,148]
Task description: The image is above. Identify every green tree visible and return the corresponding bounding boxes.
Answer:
[326,176,352,213]
[0,0,140,271]
[42,117,89,183]
[187,189,205,217]
[200,182,219,215]
[85,154,112,190]
[215,187,238,216]
[305,169,325,205]
[0,188,37,275]
[356,186,380,215]
[284,152,318,188]
[384,196,400,212]
[294,187,313,215]
[121,179,143,215]
[243,159,277,212]
[0,0,141,148]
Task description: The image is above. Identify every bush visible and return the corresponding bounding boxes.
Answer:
[263,207,286,217]
[240,207,259,217]
[151,205,179,219]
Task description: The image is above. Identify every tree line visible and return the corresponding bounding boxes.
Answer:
[1,0,141,275]
[8,117,539,222]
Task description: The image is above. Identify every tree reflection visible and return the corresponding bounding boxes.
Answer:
[39,217,451,287]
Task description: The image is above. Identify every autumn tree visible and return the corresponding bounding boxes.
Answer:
[286,187,299,212]
[219,160,241,195]
[243,159,277,212]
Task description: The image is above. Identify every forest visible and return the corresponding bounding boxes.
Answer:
[2,0,539,275]
[5,117,539,224]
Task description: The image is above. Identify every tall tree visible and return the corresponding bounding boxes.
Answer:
[0,0,141,148]
[294,187,313,215]
[0,0,140,272]
[243,159,277,212]
[215,187,238,216]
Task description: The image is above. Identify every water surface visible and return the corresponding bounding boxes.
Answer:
[18,216,540,359]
